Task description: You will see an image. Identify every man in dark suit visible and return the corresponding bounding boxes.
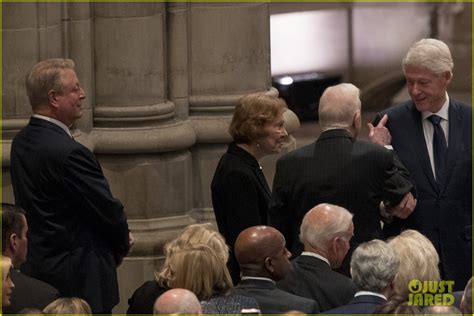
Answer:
[370,38,471,291]
[324,239,399,314]
[2,203,59,313]
[230,226,320,314]
[10,59,133,313]
[278,204,356,311]
[269,83,416,272]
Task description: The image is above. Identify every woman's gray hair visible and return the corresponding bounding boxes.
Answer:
[350,239,400,293]
[402,38,453,75]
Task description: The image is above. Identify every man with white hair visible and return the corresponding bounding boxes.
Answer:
[325,239,399,314]
[270,83,416,275]
[153,288,202,315]
[278,204,356,312]
[370,38,472,290]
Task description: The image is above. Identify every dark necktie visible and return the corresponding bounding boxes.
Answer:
[428,115,447,183]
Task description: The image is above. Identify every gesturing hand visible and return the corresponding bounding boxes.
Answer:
[368,114,392,146]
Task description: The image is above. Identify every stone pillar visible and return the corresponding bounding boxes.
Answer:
[187,2,299,223]
[2,2,64,202]
[437,2,472,96]
[90,4,196,312]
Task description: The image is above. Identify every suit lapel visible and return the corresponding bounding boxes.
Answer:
[408,105,439,193]
[442,100,464,191]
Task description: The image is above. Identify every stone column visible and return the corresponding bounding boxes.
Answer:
[187,2,299,223]
[437,2,472,96]
[2,2,64,202]
[89,3,196,312]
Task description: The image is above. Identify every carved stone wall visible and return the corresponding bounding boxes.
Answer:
[2,2,299,313]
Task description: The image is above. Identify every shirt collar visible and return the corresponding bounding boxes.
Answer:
[301,251,331,267]
[241,276,276,285]
[354,291,387,300]
[32,114,72,137]
[421,93,449,121]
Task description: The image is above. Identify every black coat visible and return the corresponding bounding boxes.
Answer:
[278,255,356,312]
[373,99,472,290]
[231,278,320,314]
[127,280,168,314]
[10,117,130,312]
[2,269,59,314]
[270,129,414,258]
[323,294,386,314]
[211,142,271,281]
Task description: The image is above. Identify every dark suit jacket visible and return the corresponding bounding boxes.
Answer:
[211,142,271,282]
[374,99,472,290]
[10,117,130,312]
[269,129,414,258]
[127,280,168,314]
[278,255,356,312]
[230,278,320,314]
[323,294,386,314]
[3,269,59,314]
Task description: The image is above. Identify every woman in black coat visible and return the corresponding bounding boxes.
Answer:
[211,92,288,284]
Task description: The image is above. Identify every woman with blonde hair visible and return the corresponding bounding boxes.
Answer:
[43,297,92,314]
[156,223,229,284]
[128,223,258,314]
[212,92,288,283]
[2,256,15,307]
[388,229,440,300]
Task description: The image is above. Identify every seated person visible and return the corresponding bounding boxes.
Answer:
[128,223,258,314]
[278,203,356,311]
[388,229,440,302]
[324,239,399,314]
[2,203,59,313]
[230,225,320,314]
[153,288,202,314]
[460,277,472,315]
[43,297,92,315]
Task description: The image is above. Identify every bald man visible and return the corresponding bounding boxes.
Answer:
[278,204,356,311]
[230,226,319,314]
[153,288,202,315]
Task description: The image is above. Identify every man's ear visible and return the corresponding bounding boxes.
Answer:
[48,90,60,109]
[264,257,274,273]
[444,71,453,85]
[353,111,362,130]
[8,233,18,251]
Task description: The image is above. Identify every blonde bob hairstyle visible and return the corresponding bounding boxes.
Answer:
[155,224,229,286]
[43,297,92,315]
[388,229,440,299]
[229,92,287,144]
[167,245,233,300]
[1,256,12,282]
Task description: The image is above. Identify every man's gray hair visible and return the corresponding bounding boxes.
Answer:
[462,277,472,314]
[402,38,453,75]
[318,83,361,131]
[350,239,400,293]
[299,204,353,249]
[25,58,75,109]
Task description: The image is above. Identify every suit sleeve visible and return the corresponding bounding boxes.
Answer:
[372,112,383,125]
[381,149,416,206]
[63,146,130,258]
[269,159,294,248]
[217,171,264,247]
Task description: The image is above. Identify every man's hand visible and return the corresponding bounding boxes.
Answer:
[386,192,417,219]
[368,114,392,146]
